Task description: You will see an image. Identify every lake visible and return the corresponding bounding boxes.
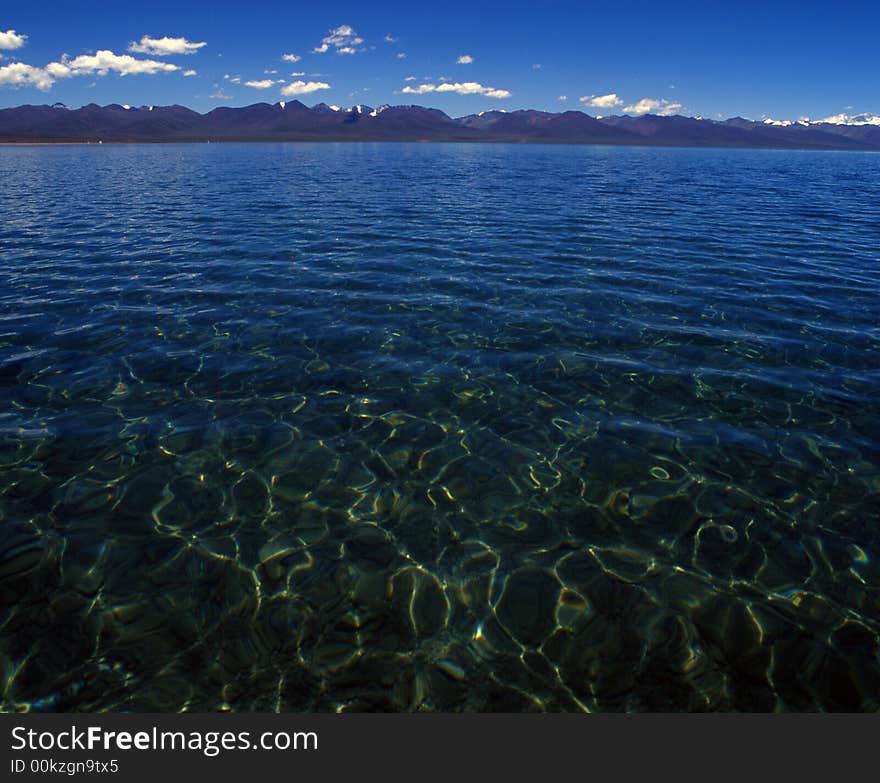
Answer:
[1,142,878,711]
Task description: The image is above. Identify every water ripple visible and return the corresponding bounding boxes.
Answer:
[0,143,878,712]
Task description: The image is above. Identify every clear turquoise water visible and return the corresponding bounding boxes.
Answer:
[1,143,878,712]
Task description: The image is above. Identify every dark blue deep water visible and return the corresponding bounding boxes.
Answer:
[1,143,878,712]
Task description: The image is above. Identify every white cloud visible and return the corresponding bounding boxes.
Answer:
[0,62,54,90]
[404,75,416,81]
[224,74,241,83]
[282,53,301,62]
[290,71,305,76]
[264,69,278,74]
[402,81,511,99]
[580,93,623,109]
[59,50,181,76]
[129,35,206,56]
[183,69,197,76]
[384,34,398,43]
[456,54,474,64]
[623,97,683,116]
[245,79,276,89]
[397,52,407,59]
[1,50,182,89]
[0,29,27,50]
[557,95,567,101]
[313,25,363,55]
[44,62,71,78]
[210,89,232,100]
[532,63,542,70]
[280,79,330,96]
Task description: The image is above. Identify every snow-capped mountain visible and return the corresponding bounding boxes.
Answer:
[814,113,880,126]
[1,102,879,149]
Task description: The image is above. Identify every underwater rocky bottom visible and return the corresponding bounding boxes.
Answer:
[2,357,878,713]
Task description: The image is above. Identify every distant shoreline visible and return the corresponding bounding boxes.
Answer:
[1,139,877,153]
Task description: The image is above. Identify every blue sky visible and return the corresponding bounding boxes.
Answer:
[1,1,878,120]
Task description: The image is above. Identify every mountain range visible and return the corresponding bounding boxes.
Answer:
[2,101,880,150]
